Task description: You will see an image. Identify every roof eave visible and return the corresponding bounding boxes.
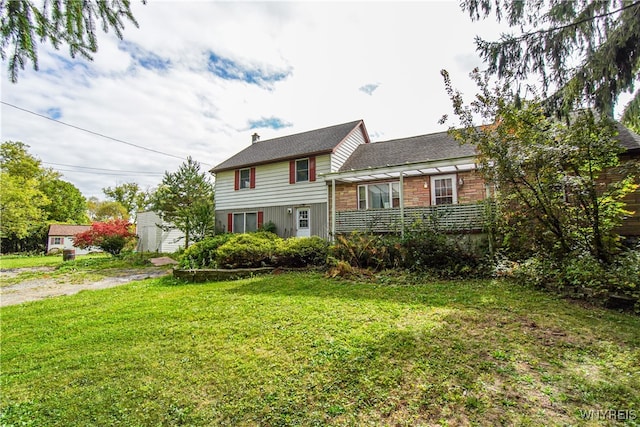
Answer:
[210,149,335,174]
[323,155,478,182]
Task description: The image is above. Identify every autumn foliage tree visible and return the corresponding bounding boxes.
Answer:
[74,219,137,256]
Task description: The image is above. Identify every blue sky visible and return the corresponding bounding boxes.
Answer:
[2,1,633,199]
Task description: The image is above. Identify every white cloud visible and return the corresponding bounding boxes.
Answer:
[1,1,509,199]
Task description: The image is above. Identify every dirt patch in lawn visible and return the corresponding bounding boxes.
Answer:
[0,266,171,307]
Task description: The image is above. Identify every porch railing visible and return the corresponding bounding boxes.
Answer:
[334,202,489,234]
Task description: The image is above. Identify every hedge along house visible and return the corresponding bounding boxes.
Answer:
[323,131,489,237]
[210,120,370,238]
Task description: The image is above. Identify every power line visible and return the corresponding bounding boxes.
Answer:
[1,101,213,166]
[54,168,164,176]
[42,161,164,174]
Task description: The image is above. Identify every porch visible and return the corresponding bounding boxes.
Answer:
[334,202,489,234]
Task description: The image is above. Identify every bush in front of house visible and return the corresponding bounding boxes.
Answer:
[179,234,234,269]
[329,232,402,271]
[400,229,488,278]
[511,247,640,312]
[274,236,329,268]
[329,230,488,278]
[178,232,331,269]
[215,232,280,268]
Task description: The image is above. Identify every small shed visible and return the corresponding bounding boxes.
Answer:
[136,211,185,253]
[47,224,93,255]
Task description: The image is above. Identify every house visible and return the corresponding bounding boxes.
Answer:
[136,211,185,253]
[325,130,488,236]
[47,224,93,254]
[211,120,370,238]
[211,120,640,239]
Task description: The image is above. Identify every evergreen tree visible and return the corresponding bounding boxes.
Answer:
[621,94,640,133]
[1,0,142,82]
[151,157,215,248]
[461,0,640,116]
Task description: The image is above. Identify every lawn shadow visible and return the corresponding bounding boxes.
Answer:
[223,271,524,312]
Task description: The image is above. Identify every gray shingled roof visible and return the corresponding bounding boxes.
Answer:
[211,120,364,173]
[339,131,476,171]
[617,124,640,153]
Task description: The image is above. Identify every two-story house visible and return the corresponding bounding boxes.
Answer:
[211,120,640,239]
[210,120,370,238]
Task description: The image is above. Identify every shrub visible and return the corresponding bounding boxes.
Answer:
[259,221,277,234]
[329,230,488,278]
[401,231,486,278]
[329,232,400,271]
[215,233,281,268]
[512,248,640,311]
[179,234,233,269]
[275,236,329,267]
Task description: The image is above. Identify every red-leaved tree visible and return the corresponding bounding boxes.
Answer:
[74,219,137,256]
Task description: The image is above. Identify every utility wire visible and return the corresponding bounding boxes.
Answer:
[54,168,164,176]
[43,161,164,174]
[1,101,213,166]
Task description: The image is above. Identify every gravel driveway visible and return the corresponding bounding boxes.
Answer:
[1,267,171,307]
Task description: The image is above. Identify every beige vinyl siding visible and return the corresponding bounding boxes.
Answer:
[331,126,367,172]
[215,155,331,211]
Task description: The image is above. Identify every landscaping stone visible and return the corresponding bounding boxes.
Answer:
[173,267,274,282]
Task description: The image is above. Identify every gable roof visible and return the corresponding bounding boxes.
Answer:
[48,224,91,236]
[211,120,365,173]
[617,124,640,154]
[340,130,476,171]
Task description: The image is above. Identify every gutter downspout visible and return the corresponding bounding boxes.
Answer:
[400,171,405,238]
[331,178,336,242]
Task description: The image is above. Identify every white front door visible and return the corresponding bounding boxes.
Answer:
[296,208,311,237]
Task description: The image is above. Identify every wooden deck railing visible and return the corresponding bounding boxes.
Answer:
[335,203,489,234]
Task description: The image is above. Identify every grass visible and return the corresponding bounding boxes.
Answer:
[1,272,639,426]
[0,253,108,270]
[0,253,171,287]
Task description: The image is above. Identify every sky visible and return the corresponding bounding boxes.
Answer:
[1,1,631,199]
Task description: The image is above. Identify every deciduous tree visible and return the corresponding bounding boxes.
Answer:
[441,69,639,263]
[87,197,129,222]
[0,172,48,240]
[41,176,89,224]
[74,219,136,256]
[103,182,151,218]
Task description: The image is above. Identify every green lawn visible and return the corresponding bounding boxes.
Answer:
[1,272,638,426]
[0,253,108,270]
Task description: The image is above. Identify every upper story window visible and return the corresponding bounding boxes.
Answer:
[289,156,316,184]
[431,174,457,205]
[358,182,400,209]
[239,168,251,189]
[234,167,255,190]
[51,237,63,245]
[296,159,309,182]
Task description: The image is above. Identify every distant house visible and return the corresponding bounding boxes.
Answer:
[47,224,93,254]
[210,120,640,238]
[136,211,185,253]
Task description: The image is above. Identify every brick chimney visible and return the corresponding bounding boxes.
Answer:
[252,133,260,144]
